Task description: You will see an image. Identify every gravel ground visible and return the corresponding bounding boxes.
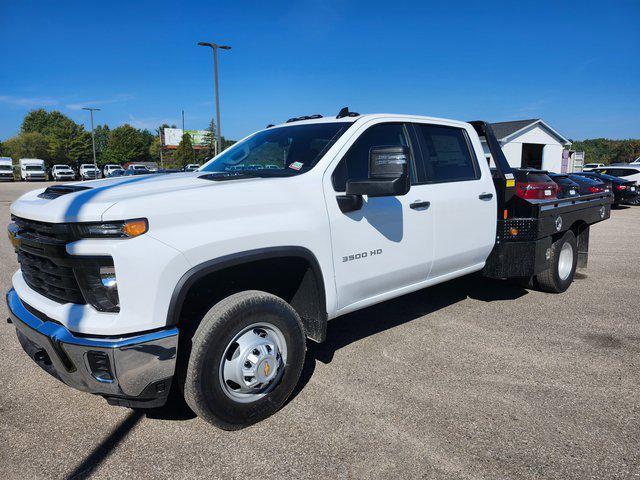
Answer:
[0,181,638,479]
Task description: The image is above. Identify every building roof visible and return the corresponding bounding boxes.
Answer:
[490,119,540,139]
[489,118,571,146]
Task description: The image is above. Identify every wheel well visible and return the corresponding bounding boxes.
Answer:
[170,251,327,343]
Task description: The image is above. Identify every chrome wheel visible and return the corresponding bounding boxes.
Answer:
[558,241,574,280]
[219,323,287,403]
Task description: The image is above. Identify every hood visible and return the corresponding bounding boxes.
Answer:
[10,172,261,223]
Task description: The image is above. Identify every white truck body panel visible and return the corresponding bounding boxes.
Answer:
[10,113,497,336]
[19,158,46,181]
[0,157,13,180]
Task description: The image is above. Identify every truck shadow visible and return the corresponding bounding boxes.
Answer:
[64,410,144,480]
[290,273,528,402]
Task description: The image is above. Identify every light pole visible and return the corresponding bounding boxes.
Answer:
[198,41,231,154]
[82,107,100,174]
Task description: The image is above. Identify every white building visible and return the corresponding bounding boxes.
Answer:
[483,119,572,172]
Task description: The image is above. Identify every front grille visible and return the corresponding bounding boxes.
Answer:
[12,216,76,243]
[12,216,85,305]
[17,250,85,304]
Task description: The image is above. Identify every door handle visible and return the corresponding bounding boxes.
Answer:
[410,200,430,210]
[478,192,493,200]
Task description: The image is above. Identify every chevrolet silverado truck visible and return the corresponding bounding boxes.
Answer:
[6,109,612,429]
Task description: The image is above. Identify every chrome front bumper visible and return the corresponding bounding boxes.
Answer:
[6,288,179,408]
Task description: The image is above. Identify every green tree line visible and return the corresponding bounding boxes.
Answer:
[0,109,235,169]
[571,138,640,165]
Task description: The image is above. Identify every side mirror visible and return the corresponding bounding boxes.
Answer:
[346,145,411,197]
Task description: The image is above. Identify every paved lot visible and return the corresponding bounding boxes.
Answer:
[0,180,639,479]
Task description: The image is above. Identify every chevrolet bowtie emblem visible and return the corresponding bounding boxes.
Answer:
[7,224,21,249]
[264,362,271,376]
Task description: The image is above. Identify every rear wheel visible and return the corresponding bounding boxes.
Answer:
[536,231,577,293]
[183,291,306,430]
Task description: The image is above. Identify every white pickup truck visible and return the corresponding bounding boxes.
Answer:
[51,164,76,181]
[79,163,101,180]
[6,109,612,429]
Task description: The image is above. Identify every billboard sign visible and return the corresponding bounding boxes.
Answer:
[163,128,210,147]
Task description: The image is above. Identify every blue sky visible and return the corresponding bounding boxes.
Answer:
[1,0,638,142]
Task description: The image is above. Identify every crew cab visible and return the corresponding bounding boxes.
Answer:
[6,109,612,429]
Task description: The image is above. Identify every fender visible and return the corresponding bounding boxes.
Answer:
[166,246,328,342]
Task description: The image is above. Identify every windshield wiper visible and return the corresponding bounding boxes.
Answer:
[199,170,296,181]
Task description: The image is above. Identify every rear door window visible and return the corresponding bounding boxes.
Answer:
[413,124,480,183]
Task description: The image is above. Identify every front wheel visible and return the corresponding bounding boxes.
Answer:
[536,231,577,293]
[183,291,306,430]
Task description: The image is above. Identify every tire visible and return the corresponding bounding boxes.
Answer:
[183,290,306,429]
[536,231,577,293]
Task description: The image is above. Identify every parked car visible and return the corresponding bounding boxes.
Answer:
[51,164,76,181]
[512,169,558,200]
[184,163,200,172]
[548,173,580,199]
[104,164,124,177]
[6,113,612,429]
[0,157,14,181]
[123,168,152,176]
[583,163,604,171]
[156,168,181,174]
[592,165,640,185]
[126,163,151,173]
[567,174,608,195]
[574,172,639,206]
[19,158,46,181]
[79,164,101,180]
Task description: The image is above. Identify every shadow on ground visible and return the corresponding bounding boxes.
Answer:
[290,273,527,402]
[63,273,526,466]
[65,411,144,479]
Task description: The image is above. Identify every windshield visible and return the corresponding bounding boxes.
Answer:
[0,165,11,171]
[201,122,352,176]
[55,166,72,171]
[25,165,43,171]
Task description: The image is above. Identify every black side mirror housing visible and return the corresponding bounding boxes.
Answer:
[346,145,411,197]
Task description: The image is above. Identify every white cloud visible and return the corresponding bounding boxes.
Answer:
[127,114,176,131]
[65,94,135,110]
[0,95,59,107]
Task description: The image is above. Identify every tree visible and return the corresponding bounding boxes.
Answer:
[149,137,162,162]
[202,119,217,159]
[3,132,50,160]
[0,141,4,155]
[103,124,150,164]
[47,122,92,166]
[93,124,110,160]
[19,109,92,167]
[174,133,194,167]
[571,138,640,165]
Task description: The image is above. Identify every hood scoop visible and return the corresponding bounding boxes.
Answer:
[38,185,91,200]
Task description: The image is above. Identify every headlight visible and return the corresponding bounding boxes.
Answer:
[75,219,148,238]
[75,262,120,312]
